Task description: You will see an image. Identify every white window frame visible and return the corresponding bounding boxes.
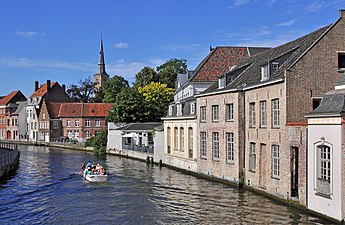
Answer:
[315,141,332,196]
[174,127,178,151]
[250,142,256,171]
[85,119,90,127]
[218,77,225,89]
[95,119,100,127]
[200,132,207,158]
[212,105,219,122]
[66,120,71,127]
[226,103,234,121]
[212,132,219,160]
[191,103,195,115]
[261,64,269,81]
[272,99,280,128]
[200,106,206,122]
[272,145,280,178]
[249,103,256,128]
[226,133,234,162]
[75,120,80,127]
[85,130,90,139]
[180,127,184,152]
[260,101,267,128]
[53,121,58,129]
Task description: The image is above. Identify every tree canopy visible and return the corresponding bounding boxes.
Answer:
[157,58,188,88]
[66,76,94,103]
[133,66,158,88]
[102,75,129,103]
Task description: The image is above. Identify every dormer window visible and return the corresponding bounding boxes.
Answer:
[272,62,279,69]
[218,76,225,89]
[168,105,173,116]
[177,104,183,116]
[261,64,269,81]
[191,103,195,115]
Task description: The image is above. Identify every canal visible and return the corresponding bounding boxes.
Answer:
[0,145,331,224]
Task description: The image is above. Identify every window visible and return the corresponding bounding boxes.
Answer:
[174,127,178,151]
[272,62,279,69]
[42,113,45,120]
[168,105,173,116]
[226,103,234,121]
[177,104,183,116]
[338,52,345,69]
[226,133,234,161]
[313,98,322,110]
[191,103,195,115]
[167,127,171,154]
[261,64,269,81]
[316,144,331,196]
[200,106,206,122]
[95,120,100,127]
[67,130,73,138]
[75,120,80,127]
[272,99,280,128]
[212,132,219,160]
[200,132,207,158]
[260,101,267,128]
[75,130,79,137]
[188,128,193,158]
[272,145,280,178]
[212,105,219,122]
[53,121,58,129]
[249,103,256,128]
[180,127,184,152]
[250,143,256,171]
[218,77,225,89]
[66,120,71,127]
[85,130,90,139]
[85,119,90,127]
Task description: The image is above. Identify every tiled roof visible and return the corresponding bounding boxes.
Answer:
[191,46,269,82]
[120,122,163,131]
[59,103,113,118]
[199,24,331,96]
[46,102,63,119]
[31,82,57,97]
[0,90,20,105]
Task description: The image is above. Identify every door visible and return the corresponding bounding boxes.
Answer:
[259,144,266,189]
[291,147,299,197]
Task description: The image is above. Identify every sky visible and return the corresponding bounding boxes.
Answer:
[0,0,343,97]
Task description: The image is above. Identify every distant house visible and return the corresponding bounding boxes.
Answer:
[26,80,71,142]
[11,101,28,141]
[38,100,63,142]
[0,90,27,140]
[58,103,112,142]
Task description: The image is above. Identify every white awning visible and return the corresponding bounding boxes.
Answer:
[123,133,135,138]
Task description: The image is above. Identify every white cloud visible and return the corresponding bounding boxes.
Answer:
[112,42,129,49]
[234,0,250,6]
[14,31,46,38]
[276,20,296,27]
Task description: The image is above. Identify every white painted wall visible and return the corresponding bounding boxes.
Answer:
[307,118,343,221]
[154,130,164,163]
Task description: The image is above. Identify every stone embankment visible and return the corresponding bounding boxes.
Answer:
[0,142,19,179]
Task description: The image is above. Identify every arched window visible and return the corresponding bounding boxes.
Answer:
[315,139,332,197]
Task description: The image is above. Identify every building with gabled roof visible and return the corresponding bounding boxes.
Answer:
[38,100,64,142]
[163,46,269,173]
[0,90,27,140]
[58,102,112,142]
[195,10,345,215]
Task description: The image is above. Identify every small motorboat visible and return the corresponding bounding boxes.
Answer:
[82,162,108,182]
[83,169,108,182]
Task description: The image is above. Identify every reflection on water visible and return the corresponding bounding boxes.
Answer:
[0,145,330,224]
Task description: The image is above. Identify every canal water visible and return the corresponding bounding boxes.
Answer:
[0,145,331,224]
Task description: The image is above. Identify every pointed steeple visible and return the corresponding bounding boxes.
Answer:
[98,33,107,75]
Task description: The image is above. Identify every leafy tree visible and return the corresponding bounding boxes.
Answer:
[138,82,174,121]
[108,87,146,123]
[133,66,158,88]
[157,58,188,88]
[67,76,94,102]
[85,129,108,155]
[102,75,129,103]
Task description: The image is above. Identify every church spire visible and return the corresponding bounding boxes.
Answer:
[98,32,107,75]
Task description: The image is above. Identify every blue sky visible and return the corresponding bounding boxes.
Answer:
[0,0,343,97]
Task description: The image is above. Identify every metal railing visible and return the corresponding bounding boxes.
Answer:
[122,143,154,154]
[0,141,18,151]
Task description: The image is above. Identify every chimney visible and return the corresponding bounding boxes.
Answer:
[34,81,39,92]
[339,9,345,18]
[62,84,66,92]
[47,80,51,93]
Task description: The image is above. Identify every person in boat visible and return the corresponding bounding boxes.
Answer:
[87,161,92,168]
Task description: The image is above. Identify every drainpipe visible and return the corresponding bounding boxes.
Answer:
[306,126,308,209]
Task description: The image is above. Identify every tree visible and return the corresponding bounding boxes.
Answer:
[157,58,188,88]
[102,75,129,103]
[85,129,108,155]
[138,82,174,121]
[108,88,146,123]
[66,76,94,102]
[133,66,158,88]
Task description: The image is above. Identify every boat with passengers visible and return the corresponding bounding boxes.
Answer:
[82,162,108,182]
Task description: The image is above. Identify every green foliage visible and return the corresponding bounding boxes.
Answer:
[108,87,146,123]
[138,82,174,122]
[157,58,187,88]
[134,66,158,88]
[85,130,108,155]
[67,76,94,102]
[102,75,129,103]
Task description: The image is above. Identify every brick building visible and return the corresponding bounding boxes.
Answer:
[58,103,112,142]
[38,100,63,142]
[195,10,345,208]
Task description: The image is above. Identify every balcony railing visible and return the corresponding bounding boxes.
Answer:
[122,143,154,154]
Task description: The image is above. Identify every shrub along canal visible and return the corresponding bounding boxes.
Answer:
[0,145,332,224]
